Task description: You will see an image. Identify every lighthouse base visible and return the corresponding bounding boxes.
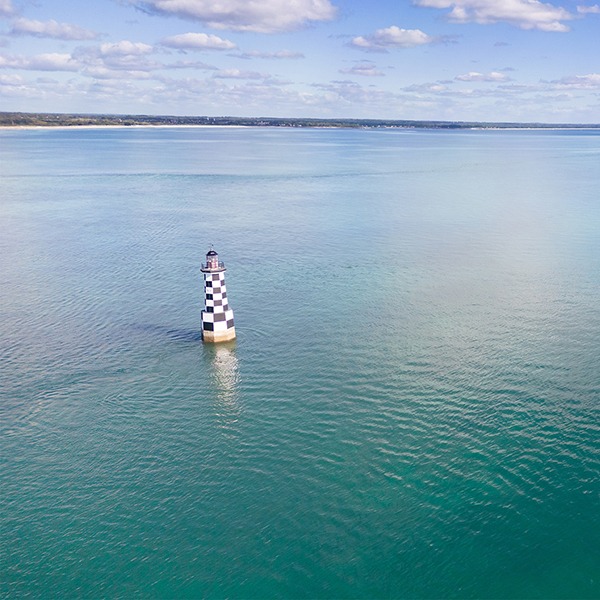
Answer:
[202,327,236,343]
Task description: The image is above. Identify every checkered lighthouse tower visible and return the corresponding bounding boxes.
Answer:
[201,247,236,343]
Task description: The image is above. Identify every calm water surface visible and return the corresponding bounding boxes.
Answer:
[1,127,599,598]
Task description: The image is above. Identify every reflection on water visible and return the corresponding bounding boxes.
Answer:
[205,341,240,423]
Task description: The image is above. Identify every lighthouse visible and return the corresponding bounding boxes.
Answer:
[201,247,236,343]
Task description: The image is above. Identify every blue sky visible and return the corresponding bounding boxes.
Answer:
[1,0,599,122]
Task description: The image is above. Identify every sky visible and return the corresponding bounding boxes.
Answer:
[0,0,599,123]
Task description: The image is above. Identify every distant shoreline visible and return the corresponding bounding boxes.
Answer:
[1,112,598,130]
[2,125,599,132]
[0,124,252,130]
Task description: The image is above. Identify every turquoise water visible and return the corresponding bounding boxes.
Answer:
[1,127,599,598]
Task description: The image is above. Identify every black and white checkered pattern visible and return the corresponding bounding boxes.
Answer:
[201,271,235,333]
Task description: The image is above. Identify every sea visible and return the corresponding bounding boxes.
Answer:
[1,126,599,599]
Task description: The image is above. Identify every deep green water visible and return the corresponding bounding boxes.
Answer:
[1,127,599,599]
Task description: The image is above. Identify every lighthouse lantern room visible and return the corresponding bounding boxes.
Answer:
[200,247,236,343]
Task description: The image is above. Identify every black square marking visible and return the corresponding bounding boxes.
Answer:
[226,319,234,328]
[203,322,214,331]
[215,313,227,322]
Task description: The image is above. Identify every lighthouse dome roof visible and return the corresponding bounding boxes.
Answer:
[206,249,218,256]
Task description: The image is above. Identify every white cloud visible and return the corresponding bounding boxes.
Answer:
[340,62,384,76]
[577,3,600,13]
[0,52,80,71]
[549,73,600,88]
[71,42,159,75]
[213,68,269,80]
[10,18,99,40]
[0,0,14,17]
[351,26,433,51]
[415,0,574,31]
[455,71,509,82]
[166,59,217,70]
[161,33,236,50]
[98,41,153,56]
[235,50,304,60]
[0,38,236,81]
[310,79,399,111]
[129,0,337,33]
[30,54,80,71]
[150,74,302,114]
[404,82,450,93]
[83,67,152,80]
[0,72,23,84]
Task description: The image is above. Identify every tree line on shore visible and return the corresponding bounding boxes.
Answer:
[1,112,597,129]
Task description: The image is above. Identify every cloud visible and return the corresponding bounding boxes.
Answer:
[98,41,153,56]
[71,41,159,74]
[82,67,152,80]
[339,61,384,77]
[310,79,400,111]
[150,74,302,114]
[455,71,509,82]
[548,73,600,88]
[161,32,236,50]
[577,3,600,13]
[403,82,450,93]
[166,59,217,70]
[0,0,14,17]
[212,68,271,80]
[414,0,574,32]
[213,68,260,79]
[234,50,304,59]
[0,47,146,78]
[0,38,230,81]
[351,26,433,51]
[0,72,23,84]
[0,52,80,71]
[10,18,99,40]
[128,0,337,33]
